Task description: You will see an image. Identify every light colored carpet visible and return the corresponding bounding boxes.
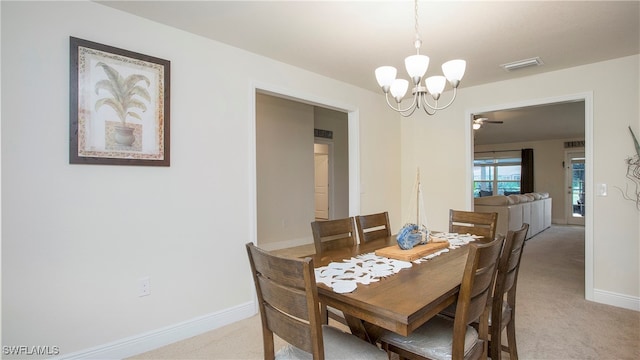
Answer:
[129,225,640,359]
[509,225,639,360]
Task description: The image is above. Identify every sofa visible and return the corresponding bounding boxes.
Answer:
[474,192,552,239]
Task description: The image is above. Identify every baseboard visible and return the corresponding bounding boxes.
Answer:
[258,237,313,251]
[593,288,640,311]
[57,301,257,360]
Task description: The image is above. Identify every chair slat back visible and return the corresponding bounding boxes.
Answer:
[490,223,529,360]
[497,223,529,298]
[449,209,498,241]
[246,243,324,360]
[355,212,391,243]
[311,217,357,254]
[257,276,308,321]
[451,236,504,359]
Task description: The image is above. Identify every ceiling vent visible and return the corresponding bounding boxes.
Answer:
[564,140,585,148]
[500,57,543,71]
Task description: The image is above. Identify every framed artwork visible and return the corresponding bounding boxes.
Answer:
[69,37,170,166]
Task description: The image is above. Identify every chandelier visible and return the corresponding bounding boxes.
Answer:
[374,0,466,117]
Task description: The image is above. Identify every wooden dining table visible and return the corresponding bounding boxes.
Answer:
[272,235,470,343]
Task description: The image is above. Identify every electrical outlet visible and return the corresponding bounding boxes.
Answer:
[139,277,150,297]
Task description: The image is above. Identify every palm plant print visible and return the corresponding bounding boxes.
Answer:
[94,61,151,124]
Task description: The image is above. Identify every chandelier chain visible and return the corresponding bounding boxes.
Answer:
[414,0,421,53]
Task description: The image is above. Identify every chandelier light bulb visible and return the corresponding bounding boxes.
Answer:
[425,76,446,100]
[405,55,430,85]
[390,79,409,102]
[442,59,466,88]
[375,66,398,93]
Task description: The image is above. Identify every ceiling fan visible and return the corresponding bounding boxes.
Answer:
[473,115,504,130]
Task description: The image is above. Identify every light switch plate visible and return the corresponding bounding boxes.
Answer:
[597,183,607,196]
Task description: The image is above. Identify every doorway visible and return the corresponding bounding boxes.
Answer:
[566,151,586,225]
[467,92,593,302]
[314,142,332,220]
[252,87,360,250]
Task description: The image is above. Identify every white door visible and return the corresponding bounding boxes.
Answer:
[314,143,330,220]
[566,151,585,225]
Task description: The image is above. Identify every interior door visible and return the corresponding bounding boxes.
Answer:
[314,144,330,220]
[566,151,585,225]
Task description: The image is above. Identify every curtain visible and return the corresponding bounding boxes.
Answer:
[521,148,534,193]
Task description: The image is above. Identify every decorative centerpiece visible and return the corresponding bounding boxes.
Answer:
[396,169,431,250]
[396,223,429,250]
[375,169,451,260]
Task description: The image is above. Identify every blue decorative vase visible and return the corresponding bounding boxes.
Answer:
[396,223,430,250]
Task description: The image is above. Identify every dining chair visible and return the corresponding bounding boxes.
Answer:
[449,209,499,242]
[311,217,357,255]
[489,223,529,360]
[310,217,357,325]
[245,243,387,360]
[355,211,391,243]
[380,235,504,360]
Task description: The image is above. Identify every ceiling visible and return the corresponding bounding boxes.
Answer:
[96,1,639,145]
[472,100,585,145]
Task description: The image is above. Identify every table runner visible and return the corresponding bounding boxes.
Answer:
[314,233,480,293]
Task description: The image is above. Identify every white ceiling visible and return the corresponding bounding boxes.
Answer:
[96,0,639,145]
[472,100,586,145]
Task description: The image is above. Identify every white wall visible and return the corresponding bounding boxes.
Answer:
[1,1,401,357]
[401,55,640,308]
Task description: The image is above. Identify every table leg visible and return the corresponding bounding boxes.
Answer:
[343,314,384,344]
[344,314,370,342]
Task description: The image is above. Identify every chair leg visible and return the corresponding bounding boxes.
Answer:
[488,323,502,360]
[505,319,518,360]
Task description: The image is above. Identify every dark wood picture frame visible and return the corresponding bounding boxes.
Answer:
[69,37,170,166]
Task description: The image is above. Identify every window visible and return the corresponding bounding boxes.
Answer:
[474,152,521,197]
[571,159,585,216]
